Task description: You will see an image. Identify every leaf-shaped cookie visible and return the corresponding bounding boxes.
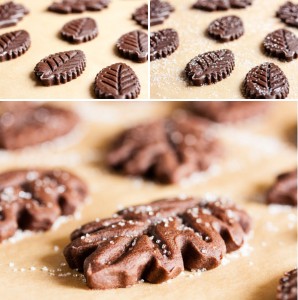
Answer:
[34,50,86,86]
[94,63,141,99]
[193,0,230,11]
[116,30,148,63]
[0,1,29,29]
[0,30,31,62]
[192,0,252,11]
[150,28,179,61]
[244,62,289,99]
[61,17,98,44]
[185,49,235,86]
[64,197,252,289]
[263,29,298,62]
[48,0,110,14]
[276,1,298,28]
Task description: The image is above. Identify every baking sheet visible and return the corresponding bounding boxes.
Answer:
[0,0,148,99]
[0,101,297,300]
[150,0,298,99]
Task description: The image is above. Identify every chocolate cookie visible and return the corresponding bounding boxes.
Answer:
[107,112,222,183]
[185,49,235,86]
[0,1,29,29]
[0,169,88,242]
[132,3,148,29]
[116,30,148,63]
[150,28,179,61]
[276,1,298,28]
[94,63,141,99]
[277,269,297,300]
[263,29,298,62]
[243,62,289,99]
[132,0,174,29]
[0,104,79,150]
[64,196,251,289]
[150,0,175,26]
[189,101,269,123]
[48,0,110,14]
[34,50,86,86]
[208,15,244,42]
[193,0,252,11]
[267,170,297,206]
[0,30,31,62]
[61,17,98,44]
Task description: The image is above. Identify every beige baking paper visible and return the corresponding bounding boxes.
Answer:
[0,0,148,99]
[0,101,297,300]
[150,0,298,99]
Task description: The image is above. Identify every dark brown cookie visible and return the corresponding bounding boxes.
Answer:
[0,104,79,150]
[107,112,222,183]
[116,30,148,63]
[34,50,86,86]
[185,49,235,86]
[94,63,141,99]
[150,0,175,26]
[277,269,297,300]
[0,30,31,62]
[267,170,297,206]
[263,29,298,62]
[132,3,148,29]
[150,28,179,61]
[193,0,252,11]
[48,0,110,14]
[243,62,289,99]
[0,1,29,29]
[132,0,174,29]
[0,169,88,242]
[208,15,244,42]
[189,101,269,123]
[64,196,251,289]
[61,17,98,44]
[276,1,298,28]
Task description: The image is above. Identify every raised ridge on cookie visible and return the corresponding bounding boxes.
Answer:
[64,196,252,289]
[107,112,222,183]
[0,169,88,242]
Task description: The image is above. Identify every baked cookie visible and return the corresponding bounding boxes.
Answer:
[0,169,88,242]
[64,196,252,289]
[107,112,222,183]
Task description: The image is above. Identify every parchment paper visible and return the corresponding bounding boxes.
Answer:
[150,0,298,99]
[0,101,297,300]
[0,0,148,99]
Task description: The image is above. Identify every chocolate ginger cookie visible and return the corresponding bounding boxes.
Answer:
[64,196,251,289]
[276,1,298,28]
[208,15,244,42]
[0,169,88,242]
[267,170,297,206]
[0,30,31,62]
[263,29,298,62]
[34,50,86,86]
[94,63,141,99]
[0,1,29,29]
[277,269,297,300]
[150,28,179,61]
[185,49,235,86]
[188,101,269,123]
[116,30,148,63]
[243,62,289,99]
[0,104,79,150]
[107,112,222,183]
[61,17,98,44]
[48,0,110,14]
[193,0,253,11]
